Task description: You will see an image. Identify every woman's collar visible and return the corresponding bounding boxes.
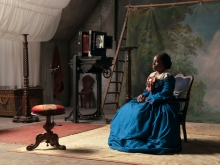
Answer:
[149,71,170,80]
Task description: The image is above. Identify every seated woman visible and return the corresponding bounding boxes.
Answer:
[108,53,182,154]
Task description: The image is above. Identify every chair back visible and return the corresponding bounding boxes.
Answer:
[174,73,194,99]
[174,73,194,142]
[81,75,95,92]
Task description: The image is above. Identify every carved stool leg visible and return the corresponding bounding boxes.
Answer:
[26,133,46,151]
[50,133,66,150]
[26,115,66,151]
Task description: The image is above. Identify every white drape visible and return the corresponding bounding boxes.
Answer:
[0,0,70,88]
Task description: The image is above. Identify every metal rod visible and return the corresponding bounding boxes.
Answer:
[125,0,217,8]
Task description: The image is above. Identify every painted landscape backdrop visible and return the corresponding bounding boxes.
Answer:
[124,2,220,123]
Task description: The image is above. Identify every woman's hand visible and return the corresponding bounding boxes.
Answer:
[137,94,145,102]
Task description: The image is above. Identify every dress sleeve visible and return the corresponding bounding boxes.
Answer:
[146,75,175,104]
[142,84,150,97]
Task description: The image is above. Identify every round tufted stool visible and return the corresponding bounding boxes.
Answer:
[26,104,66,151]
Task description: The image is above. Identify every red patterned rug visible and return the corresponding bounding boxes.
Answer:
[0,122,104,145]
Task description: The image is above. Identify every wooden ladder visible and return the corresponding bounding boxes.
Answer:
[101,10,130,112]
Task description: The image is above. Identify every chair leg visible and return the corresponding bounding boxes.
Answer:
[182,123,187,143]
[80,95,83,108]
[84,95,87,109]
[88,93,91,108]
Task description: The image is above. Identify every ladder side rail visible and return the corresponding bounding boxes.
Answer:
[111,9,129,73]
[101,9,130,109]
[114,54,126,111]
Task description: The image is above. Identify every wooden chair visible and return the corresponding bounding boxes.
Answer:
[78,75,95,108]
[172,73,194,143]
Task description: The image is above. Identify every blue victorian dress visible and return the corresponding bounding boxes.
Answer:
[108,72,182,154]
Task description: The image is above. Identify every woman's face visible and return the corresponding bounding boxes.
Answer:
[152,55,165,73]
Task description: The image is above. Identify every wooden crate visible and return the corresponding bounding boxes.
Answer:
[0,88,43,117]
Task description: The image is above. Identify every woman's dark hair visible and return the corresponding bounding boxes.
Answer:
[158,53,172,69]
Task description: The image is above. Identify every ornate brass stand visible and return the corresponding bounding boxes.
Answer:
[13,34,39,123]
[26,115,66,151]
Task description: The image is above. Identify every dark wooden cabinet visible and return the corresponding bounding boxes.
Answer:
[0,88,43,117]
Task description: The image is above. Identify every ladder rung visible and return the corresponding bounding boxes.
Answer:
[117,60,125,62]
[104,102,118,105]
[113,71,124,73]
[110,81,122,84]
[107,92,120,94]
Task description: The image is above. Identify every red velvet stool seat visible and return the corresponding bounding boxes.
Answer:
[26,104,66,151]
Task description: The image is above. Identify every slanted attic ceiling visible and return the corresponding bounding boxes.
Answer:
[52,0,101,41]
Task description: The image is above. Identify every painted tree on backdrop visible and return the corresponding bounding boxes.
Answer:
[126,6,206,115]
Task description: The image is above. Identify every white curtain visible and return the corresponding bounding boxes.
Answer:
[0,0,70,88]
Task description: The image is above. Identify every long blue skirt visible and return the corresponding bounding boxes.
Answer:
[108,99,182,154]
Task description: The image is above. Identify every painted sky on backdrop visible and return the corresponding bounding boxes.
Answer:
[183,2,220,108]
[183,2,220,46]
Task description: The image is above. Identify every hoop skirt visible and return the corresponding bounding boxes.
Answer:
[108,74,182,154]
